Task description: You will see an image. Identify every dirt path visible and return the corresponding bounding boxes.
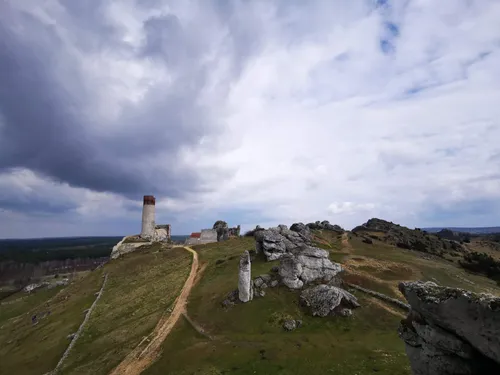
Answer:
[109,246,199,375]
[341,232,352,251]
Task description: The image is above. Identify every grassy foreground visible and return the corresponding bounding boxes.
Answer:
[3,232,499,375]
[59,246,192,374]
[0,270,104,375]
[0,245,192,375]
[145,232,500,375]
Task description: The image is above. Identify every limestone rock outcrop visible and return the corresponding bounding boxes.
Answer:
[306,220,345,233]
[213,220,229,242]
[398,281,500,375]
[300,284,360,317]
[254,224,312,261]
[238,251,253,302]
[278,246,343,289]
[110,237,150,259]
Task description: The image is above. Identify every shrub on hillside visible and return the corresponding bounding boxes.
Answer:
[459,251,500,283]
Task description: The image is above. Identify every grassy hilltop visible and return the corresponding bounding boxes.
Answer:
[1,224,499,375]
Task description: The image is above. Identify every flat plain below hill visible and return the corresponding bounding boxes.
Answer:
[1,229,499,375]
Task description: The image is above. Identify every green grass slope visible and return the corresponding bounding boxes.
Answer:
[0,245,192,375]
[0,270,104,375]
[59,245,192,375]
[146,232,500,375]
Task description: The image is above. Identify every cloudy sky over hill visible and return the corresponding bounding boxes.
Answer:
[1,0,500,238]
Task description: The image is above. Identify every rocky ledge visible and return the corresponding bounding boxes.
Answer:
[398,281,500,375]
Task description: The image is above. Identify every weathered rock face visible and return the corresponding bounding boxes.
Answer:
[300,284,360,317]
[213,220,229,242]
[398,281,500,375]
[238,251,253,302]
[279,246,343,289]
[290,222,311,237]
[279,254,304,289]
[254,225,312,261]
[111,237,150,259]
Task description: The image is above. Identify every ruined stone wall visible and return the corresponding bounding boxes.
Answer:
[200,229,217,242]
[155,224,171,241]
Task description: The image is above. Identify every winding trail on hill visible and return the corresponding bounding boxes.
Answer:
[341,232,352,251]
[109,246,199,375]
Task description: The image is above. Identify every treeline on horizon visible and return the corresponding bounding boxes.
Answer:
[0,237,120,264]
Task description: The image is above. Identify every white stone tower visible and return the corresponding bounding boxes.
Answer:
[141,195,156,240]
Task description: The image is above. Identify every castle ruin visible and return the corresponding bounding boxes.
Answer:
[140,195,171,242]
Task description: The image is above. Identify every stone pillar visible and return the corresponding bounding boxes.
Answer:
[238,251,253,302]
[141,195,156,240]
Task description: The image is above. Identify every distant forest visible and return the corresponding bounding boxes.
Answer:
[0,237,120,263]
[0,237,121,291]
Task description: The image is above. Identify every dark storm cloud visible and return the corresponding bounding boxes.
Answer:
[0,1,245,204]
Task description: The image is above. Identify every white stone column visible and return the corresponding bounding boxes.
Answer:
[238,250,253,302]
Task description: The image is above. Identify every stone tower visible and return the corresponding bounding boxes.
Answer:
[141,195,156,240]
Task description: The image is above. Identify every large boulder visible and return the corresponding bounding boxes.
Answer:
[254,225,312,261]
[300,284,360,317]
[279,246,343,289]
[398,281,500,375]
[213,220,229,242]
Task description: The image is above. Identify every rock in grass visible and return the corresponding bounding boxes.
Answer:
[283,320,297,331]
[238,251,253,303]
[300,285,360,317]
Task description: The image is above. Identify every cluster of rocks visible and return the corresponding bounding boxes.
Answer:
[213,220,241,242]
[353,218,465,256]
[254,224,312,261]
[236,223,361,319]
[398,281,500,375]
[305,220,345,233]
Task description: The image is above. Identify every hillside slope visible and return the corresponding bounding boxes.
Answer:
[3,228,500,375]
[143,231,500,375]
[0,244,192,375]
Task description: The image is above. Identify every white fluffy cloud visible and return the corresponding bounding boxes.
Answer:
[1,0,500,237]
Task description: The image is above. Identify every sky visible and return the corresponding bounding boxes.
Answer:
[1,0,500,238]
